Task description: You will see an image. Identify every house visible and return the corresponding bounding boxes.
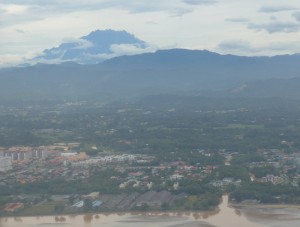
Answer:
[135,191,173,208]
[92,200,103,208]
[170,174,184,181]
[2,203,24,212]
[72,200,84,208]
[85,192,100,199]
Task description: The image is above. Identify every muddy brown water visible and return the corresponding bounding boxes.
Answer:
[0,196,299,227]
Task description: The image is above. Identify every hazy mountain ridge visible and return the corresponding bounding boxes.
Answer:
[1,49,300,102]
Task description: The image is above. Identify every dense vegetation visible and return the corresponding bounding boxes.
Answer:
[1,96,300,153]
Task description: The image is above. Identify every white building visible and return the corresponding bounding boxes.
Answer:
[0,157,12,172]
[33,147,48,159]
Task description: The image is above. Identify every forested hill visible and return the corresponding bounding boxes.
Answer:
[0,49,300,102]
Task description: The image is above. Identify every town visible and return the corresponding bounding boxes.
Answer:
[1,140,300,216]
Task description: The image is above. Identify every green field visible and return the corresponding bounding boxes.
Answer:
[19,201,64,216]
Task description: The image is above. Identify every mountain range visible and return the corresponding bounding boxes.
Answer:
[1,48,300,103]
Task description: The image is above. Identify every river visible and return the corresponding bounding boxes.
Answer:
[0,196,299,227]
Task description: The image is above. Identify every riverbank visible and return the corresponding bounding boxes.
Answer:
[0,196,262,227]
[1,191,222,218]
[2,195,300,227]
[231,202,300,209]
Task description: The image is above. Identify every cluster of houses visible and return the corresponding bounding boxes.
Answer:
[248,149,300,186]
[0,146,48,162]
[211,178,242,188]
[67,190,175,211]
[3,143,300,214]
[0,146,50,173]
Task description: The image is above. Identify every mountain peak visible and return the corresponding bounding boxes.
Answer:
[82,29,146,46]
[33,29,149,65]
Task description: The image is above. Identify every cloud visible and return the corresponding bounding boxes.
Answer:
[182,0,216,5]
[0,4,44,28]
[110,43,155,56]
[61,38,94,50]
[15,28,25,34]
[293,11,300,21]
[0,1,213,17]
[259,5,298,13]
[217,39,300,56]
[225,18,249,23]
[1,4,29,14]
[0,54,23,67]
[267,42,300,52]
[0,0,216,30]
[248,21,300,33]
[217,40,255,55]
[0,52,37,67]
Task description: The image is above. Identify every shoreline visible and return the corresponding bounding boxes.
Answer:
[7,198,300,219]
[230,202,300,209]
[2,196,299,227]
[0,208,221,219]
[2,197,300,223]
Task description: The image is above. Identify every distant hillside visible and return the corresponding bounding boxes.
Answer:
[1,49,300,102]
[230,78,300,99]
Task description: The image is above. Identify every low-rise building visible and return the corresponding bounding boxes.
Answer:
[0,156,12,172]
[2,203,24,212]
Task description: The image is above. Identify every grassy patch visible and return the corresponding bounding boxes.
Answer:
[19,201,64,216]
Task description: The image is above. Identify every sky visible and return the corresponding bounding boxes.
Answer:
[1,0,300,67]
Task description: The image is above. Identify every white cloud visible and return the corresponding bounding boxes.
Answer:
[0,0,211,22]
[1,4,28,14]
[225,18,249,23]
[217,39,300,56]
[182,0,216,5]
[14,28,25,34]
[293,11,300,21]
[259,5,298,13]
[217,40,254,54]
[0,51,38,67]
[248,21,300,33]
[0,54,24,67]
[61,38,94,50]
[110,44,156,56]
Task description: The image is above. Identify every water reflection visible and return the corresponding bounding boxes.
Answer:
[13,217,22,222]
[83,214,93,223]
[54,216,66,222]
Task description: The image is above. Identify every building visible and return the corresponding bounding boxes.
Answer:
[1,146,49,161]
[2,203,24,212]
[5,147,33,161]
[0,157,12,172]
[0,148,4,156]
[62,152,88,162]
[85,192,100,199]
[33,146,48,159]
[135,191,173,208]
